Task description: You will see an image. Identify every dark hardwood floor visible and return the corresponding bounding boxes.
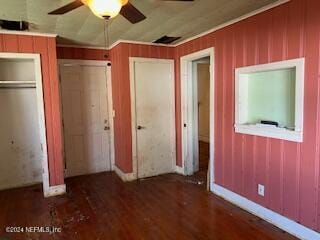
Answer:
[0,171,297,240]
[186,141,210,187]
[199,141,210,172]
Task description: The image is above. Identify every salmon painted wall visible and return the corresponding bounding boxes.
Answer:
[175,0,320,232]
[0,34,64,186]
[57,46,109,60]
[110,43,174,173]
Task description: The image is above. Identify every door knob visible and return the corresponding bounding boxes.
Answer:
[104,126,110,130]
[137,125,146,130]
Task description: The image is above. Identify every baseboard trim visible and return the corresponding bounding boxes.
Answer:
[44,184,66,198]
[211,183,320,240]
[114,165,137,181]
[175,166,185,175]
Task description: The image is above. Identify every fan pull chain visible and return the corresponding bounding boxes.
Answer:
[103,20,110,59]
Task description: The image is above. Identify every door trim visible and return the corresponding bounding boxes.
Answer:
[0,52,53,197]
[58,59,115,172]
[180,48,215,190]
[129,57,176,179]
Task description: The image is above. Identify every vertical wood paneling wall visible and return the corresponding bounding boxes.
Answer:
[57,46,109,61]
[110,43,174,173]
[175,0,320,231]
[57,44,174,174]
[0,34,64,186]
[52,0,320,231]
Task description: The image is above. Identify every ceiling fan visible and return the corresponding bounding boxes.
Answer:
[49,0,194,24]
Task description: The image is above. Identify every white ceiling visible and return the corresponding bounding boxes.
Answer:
[0,0,278,47]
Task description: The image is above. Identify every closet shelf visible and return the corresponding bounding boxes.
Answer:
[0,80,36,84]
[0,81,36,89]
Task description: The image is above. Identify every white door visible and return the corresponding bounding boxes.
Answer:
[132,59,175,179]
[0,88,43,189]
[60,64,111,177]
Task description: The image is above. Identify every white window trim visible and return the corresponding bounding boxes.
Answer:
[235,58,305,142]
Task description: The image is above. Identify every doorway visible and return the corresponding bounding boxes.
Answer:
[59,60,114,177]
[0,53,50,195]
[130,58,176,179]
[180,48,214,189]
[195,59,210,183]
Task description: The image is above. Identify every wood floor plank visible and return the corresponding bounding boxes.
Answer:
[0,172,297,240]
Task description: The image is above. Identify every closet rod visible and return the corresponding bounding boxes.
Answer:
[0,81,36,84]
[0,85,36,89]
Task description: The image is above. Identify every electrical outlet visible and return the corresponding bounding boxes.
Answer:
[258,184,265,197]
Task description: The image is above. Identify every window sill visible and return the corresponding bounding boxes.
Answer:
[234,124,303,142]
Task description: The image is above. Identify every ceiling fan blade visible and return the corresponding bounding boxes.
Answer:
[48,0,84,15]
[120,2,146,24]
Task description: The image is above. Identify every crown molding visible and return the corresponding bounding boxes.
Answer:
[0,30,57,38]
[57,44,108,50]
[108,39,175,49]
[57,40,174,51]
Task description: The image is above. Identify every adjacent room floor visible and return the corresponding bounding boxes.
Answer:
[0,172,297,240]
[186,141,210,187]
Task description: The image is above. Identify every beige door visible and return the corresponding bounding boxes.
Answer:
[60,64,111,177]
[132,59,175,179]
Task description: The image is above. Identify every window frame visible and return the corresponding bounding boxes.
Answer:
[234,58,305,142]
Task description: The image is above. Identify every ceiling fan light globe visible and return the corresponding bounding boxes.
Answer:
[120,0,128,6]
[87,0,122,19]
